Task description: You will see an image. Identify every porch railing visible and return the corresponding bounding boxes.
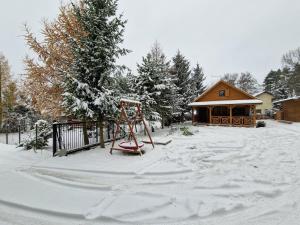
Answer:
[211,116,253,126]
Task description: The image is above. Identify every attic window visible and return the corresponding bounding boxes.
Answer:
[219,90,225,97]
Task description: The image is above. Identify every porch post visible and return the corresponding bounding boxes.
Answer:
[209,106,212,124]
[253,105,256,127]
[229,105,232,126]
[192,107,194,124]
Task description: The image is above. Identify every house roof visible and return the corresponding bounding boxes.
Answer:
[273,96,300,104]
[254,91,274,97]
[189,99,262,106]
[193,80,257,102]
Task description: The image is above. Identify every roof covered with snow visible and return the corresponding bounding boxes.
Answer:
[120,98,141,105]
[189,99,262,106]
[254,91,274,97]
[273,96,300,104]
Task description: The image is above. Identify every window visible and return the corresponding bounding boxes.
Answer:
[219,90,225,97]
[256,109,262,114]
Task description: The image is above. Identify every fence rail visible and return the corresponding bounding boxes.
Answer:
[52,120,122,156]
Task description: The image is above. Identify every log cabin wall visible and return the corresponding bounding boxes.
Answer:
[282,100,300,122]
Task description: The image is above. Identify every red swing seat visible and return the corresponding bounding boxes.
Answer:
[119,141,144,150]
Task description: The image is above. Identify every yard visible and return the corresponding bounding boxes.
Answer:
[0,120,300,225]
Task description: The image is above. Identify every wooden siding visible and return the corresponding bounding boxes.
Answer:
[282,100,300,122]
[196,80,256,102]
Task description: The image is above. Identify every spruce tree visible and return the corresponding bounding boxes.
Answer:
[63,0,129,147]
[135,42,175,127]
[190,63,206,100]
[170,51,191,121]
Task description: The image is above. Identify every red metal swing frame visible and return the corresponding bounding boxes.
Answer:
[110,99,154,155]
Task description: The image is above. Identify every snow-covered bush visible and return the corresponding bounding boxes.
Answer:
[180,127,193,136]
[19,120,52,150]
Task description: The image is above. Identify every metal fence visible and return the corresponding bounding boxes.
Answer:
[0,123,33,145]
[52,120,123,156]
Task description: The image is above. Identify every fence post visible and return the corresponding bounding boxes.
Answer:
[96,122,99,143]
[58,125,62,149]
[107,122,110,140]
[53,123,57,156]
[6,125,8,144]
[35,124,38,151]
[18,124,21,145]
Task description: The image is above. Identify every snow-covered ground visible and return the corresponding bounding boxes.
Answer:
[0,120,300,225]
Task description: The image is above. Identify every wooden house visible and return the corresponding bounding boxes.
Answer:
[273,96,300,122]
[189,80,262,127]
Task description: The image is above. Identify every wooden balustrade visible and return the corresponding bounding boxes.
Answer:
[211,116,253,126]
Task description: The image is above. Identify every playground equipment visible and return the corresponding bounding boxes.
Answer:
[110,99,154,155]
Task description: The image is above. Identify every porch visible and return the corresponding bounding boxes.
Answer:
[192,105,256,127]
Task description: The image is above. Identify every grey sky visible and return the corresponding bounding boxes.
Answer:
[1,0,300,84]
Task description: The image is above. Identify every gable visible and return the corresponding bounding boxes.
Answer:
[256,93,274,101]
[195,80,256,102]
[256,92,274,99]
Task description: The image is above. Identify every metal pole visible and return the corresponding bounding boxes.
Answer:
[35,124,38,150]
[6,125,8,144]
[53,123,57,157]
[96,121,98,143]
[18,124,21,144]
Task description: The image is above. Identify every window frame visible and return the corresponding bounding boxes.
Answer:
[219,90,226,97]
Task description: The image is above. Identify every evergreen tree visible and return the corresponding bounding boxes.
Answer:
[63,0,129,147]
[263,69,291,100]
[289,64,300,96]
[263,70,279,93]
[135,42,175,127]
[170,50,191,121]
[190,63,206,99]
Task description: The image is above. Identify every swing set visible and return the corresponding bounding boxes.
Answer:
[110,99,154,155]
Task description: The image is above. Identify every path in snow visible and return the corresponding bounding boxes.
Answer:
[0,120,300,225]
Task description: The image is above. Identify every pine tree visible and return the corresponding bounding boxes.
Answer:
[263,69,291,100]
[170,50,191,121]
[263,70,278,93]
[289,64,300,96]
[63,0,129,147]
[135,42,175,127]
[190,63,206,100]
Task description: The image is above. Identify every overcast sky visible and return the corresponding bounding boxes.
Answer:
[1,0,300,84]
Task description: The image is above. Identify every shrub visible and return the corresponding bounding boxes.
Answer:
[180,127,193,136]
[19,120,52,150]
[256,121,266,128]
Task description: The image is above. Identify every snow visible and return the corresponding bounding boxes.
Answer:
[0,120,300,225]
[254,91,273,97]
[189,99,263,106]
[120,98,141,105]
[273,96,300,104]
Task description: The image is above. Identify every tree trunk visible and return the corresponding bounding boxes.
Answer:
[82,118,89,145]
[161,115,164,129]
[99,115,105,148]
